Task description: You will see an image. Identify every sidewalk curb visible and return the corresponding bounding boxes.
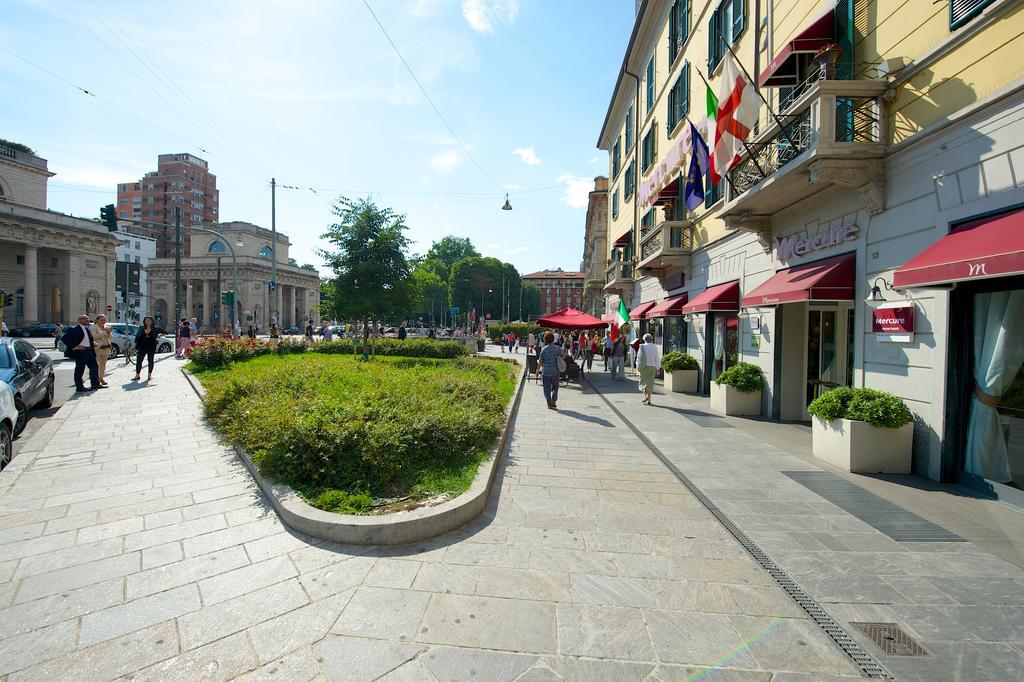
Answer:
[0,397,76,498]
[181,357,525,545]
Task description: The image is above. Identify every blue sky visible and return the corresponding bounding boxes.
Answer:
[2,0,634,276]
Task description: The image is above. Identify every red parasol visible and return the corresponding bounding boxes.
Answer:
[535,308,608,330]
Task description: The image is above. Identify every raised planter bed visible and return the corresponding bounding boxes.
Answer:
[710,382,762,416]
[812,416,913,474]
[664,369,698,393]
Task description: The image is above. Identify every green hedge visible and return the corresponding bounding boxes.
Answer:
[186,336,468,369]
[487,323,534,342]
[807,387,913,429]
[714,362,763,393]
[661,351,699,371]
[198,354,516,514]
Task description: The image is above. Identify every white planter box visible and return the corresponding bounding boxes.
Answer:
[710,382,762,416]
[812,416,913,474]
[664,369,698,393]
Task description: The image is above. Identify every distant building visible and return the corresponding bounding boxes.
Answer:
[116,153,219,258]
[145,221,319,330]
[581,177,609,317]
[113,230,156,322]
[0,141,119,326]
[522,268,585,317]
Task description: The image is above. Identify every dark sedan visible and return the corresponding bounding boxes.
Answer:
[0,338,54,436]
[10,322,60,338]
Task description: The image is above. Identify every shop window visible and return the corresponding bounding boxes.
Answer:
[667,63,690,134]
[664,316,687,354]
[668,0,690,64]
[950,0,995,29]
[708,0,745,72]
[711,313,739,379]
[612,137,621,177]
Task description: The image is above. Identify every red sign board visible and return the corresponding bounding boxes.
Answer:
[106,305,113,312]
[872,305,914,334]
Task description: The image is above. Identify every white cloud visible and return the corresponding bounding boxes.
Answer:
[555,173,592,209]
[461,0,519,33]
[505,245,529,255]
[431,149,463,174]
[512,147,542,166]
[406,0,445,18]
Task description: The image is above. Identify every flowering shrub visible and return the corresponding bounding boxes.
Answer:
[186,336,467,370]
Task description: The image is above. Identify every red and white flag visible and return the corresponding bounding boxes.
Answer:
[710,52,760,184]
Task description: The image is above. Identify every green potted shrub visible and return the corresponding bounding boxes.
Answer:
[710,362,763,416]
[661,352,700,393]
[807,387,914,473]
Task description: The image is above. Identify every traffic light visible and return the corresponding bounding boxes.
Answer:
[1,290,11,308]
[100,204,118,232]
[221,291,235,306]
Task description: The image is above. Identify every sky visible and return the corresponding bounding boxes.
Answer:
[2,0,635,277]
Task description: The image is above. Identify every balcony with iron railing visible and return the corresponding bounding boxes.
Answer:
[637,218,693,277]
[603,259,634,294]
[719,73,889,223]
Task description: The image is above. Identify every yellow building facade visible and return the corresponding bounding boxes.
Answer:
[597,0,1024,500]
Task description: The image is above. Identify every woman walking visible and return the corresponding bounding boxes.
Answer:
[175,318,191,358]
[92,314,113,387]
[609,335,627,380]
[637,333,659,405]
[538,331,566,410]
[134,316,160,382]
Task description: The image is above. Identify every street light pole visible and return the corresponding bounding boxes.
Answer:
[270,178,278,324]
[173,208,182,321]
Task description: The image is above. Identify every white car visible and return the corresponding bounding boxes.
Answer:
[106,324,176,358]
[0,382,17,470]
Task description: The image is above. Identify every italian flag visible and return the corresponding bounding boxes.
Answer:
[611,299,629,341]
[709,52,760,184]
[706,83,718,183]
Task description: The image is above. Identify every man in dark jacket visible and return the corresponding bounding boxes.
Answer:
[61,314,102,392]
[398,323,407,341]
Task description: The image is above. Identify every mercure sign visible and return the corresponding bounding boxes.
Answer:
[776,224,859,262]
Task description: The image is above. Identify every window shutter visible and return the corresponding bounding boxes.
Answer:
[950,0,994,28]
[669,1,679,63]
[708,12,719,70]
[732,0,745,41]
[682,63,690,115]
[682,0,690,43]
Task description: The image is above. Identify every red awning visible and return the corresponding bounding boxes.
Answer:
[536,308,608,330]
[602,313,617,324]
[680,281,740,314]
[893,209,1024,288]
[646,294,689,317]
[612,229,631,246]
[759,8,836,87]
[654,176,681,206]
[630,301,657,320]
[741,253,855,307]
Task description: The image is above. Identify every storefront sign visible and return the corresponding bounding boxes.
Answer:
[638,118,708,208]
[872,303,915,342]
[775,224,859,262]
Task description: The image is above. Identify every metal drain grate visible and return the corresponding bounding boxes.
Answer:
[851,622,930,657]
[783,471,965,542]
[585,377,892,679]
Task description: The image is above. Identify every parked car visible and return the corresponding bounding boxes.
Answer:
[0,337,54,437]
[10,322,61,338]
[107,323,175,357]
[283,326,301,335]
[0,383,17,469]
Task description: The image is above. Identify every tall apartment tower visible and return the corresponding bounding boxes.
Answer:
[116,153,219,258]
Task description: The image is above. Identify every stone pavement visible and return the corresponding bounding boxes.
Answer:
[581,365,1024,682]
[0,350,871,681]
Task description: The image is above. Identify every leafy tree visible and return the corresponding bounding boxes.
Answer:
[300,263,318,272]
[521,282,542,319]
[425,236,479,279]
[411,267,448,326]
[319,197,418,354]
[287,257,298,266]
[448,257,523,324]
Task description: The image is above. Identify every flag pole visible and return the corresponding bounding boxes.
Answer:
[720,35,800,150]
[694,65,769,180]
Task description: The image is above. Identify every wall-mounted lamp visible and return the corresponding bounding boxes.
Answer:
[683,313,695,323]
[865,277,895,306]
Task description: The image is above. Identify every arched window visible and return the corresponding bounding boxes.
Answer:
[259,246,273,258]
[208,240,227,254]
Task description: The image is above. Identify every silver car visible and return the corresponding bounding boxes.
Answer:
[106,324,175,358]
[0,382,18,469]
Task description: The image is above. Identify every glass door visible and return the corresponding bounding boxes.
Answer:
[804,305,851,419]
[711,313,740,381]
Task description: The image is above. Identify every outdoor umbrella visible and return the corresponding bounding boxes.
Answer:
[535,308,608,330]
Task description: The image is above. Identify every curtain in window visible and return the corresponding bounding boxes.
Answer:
[965,290,1024,482]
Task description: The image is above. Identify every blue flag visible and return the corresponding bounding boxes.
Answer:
[684,122,710,211]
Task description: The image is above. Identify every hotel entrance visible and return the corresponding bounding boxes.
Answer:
[804,304,855,419]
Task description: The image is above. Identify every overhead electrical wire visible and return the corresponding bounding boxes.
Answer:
[89,2,273,178]
[361,0,505,194]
